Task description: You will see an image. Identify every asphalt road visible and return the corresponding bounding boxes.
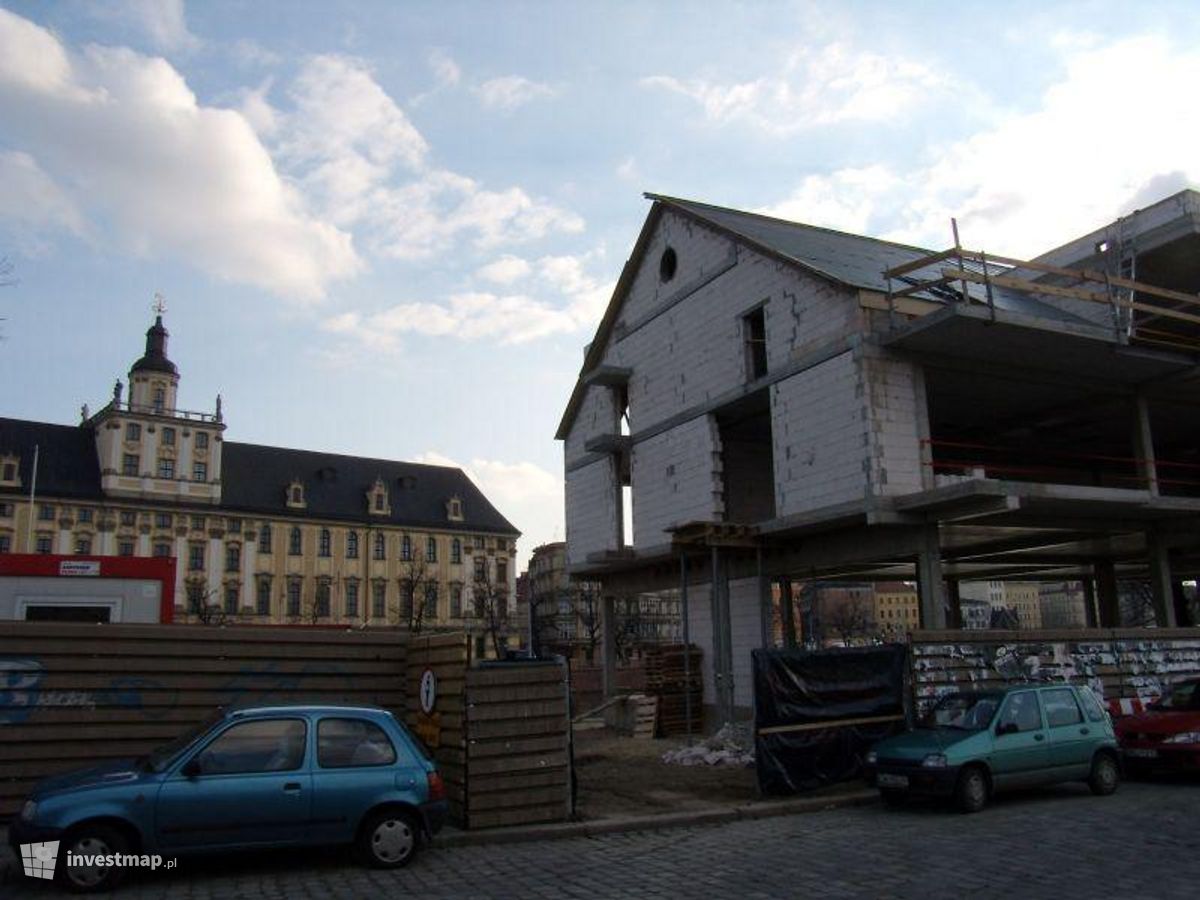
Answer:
[5,779,1198,898]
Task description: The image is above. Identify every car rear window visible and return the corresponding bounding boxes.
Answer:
[1078,688,1106,722]
[1042,688,1083,727]
[318,717,397,768]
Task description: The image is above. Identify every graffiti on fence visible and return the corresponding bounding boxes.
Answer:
[0,658,178,724]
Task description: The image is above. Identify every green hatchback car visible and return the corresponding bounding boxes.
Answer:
[866,683,1120,813]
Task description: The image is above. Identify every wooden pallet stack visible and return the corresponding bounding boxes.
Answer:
[643,644,703,735]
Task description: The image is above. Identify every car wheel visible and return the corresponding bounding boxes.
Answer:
[954,767,988,814]
[1088,753,1120,796]
[880,788,907,808]
[357,809,420,869]
[55,823,128,893]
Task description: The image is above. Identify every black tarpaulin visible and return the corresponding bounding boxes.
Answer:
[753,644,907,795]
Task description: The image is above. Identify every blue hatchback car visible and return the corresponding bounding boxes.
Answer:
[9,705,447,891]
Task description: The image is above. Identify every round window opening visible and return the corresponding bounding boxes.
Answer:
[659,247,678,283]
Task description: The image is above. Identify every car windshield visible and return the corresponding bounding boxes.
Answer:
[139,710,225,773]
[1151,681,1200,710]
[922,693,1001,730]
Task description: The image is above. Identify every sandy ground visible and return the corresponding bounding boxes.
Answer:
[571,728,761,819]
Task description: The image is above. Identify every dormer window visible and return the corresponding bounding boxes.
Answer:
[0,455,19,487]
[367,477,390,516]
[447,496,464,522]
[286,478,306,509]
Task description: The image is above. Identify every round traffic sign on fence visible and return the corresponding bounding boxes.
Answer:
[419,667,437,714]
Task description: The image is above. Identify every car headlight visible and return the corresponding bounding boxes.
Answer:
[865,750,877,765]
[20,800,37,822]
[921,753,948,768]
[1163,731,1200,744]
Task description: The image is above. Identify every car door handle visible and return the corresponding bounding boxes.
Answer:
[1034,734,1044,741]
[283,782,302,792]
[1080,728,1090,735]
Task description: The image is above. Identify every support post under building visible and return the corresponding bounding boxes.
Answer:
[1146,528,1178,628]
[916,524,947,630]
[1095,561,1120,627]
[601,594,617,699]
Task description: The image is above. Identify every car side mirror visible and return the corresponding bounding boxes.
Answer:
[995,722,1018,737]
[181,758,202,778]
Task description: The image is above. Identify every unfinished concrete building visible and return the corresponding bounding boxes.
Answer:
[557,190,1200,722]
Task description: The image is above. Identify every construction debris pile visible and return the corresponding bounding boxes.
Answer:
[660,723,755,768]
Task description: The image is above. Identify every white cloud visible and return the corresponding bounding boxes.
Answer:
[364,170,584,260]
[0,151,86,252]
[757,165,903,235]
[616,156,637,181]
[90,0,200,52]
[271,55,582,259]
[642,42,946,135]
[429,49,461,86]
[414,452,562,568]
[477,255,532,285]
[320,249,612,349]
[0,13,586,300]
[474,75,557,111]
[0,9,360,300]
[762,36,1200,258]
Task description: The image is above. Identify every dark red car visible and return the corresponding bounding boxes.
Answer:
[1115,679,1200,773]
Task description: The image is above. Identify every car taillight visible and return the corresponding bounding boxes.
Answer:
[427,771,446,802]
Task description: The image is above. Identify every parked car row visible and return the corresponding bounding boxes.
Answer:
[864,678,1200,813]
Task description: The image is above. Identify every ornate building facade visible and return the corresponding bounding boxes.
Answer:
[0,316,519,634]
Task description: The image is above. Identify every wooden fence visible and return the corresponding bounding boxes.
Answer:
[406,632,572,829]
[0,622,407,818]
[406,632,470,823]
[910,627,1200,713]
[465,663,571,829]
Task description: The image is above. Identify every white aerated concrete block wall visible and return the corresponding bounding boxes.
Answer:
[863,353,926,496]
[771,352,867,515]
[631,415,723,551]
[564,459,619,567]
[684,577,764,712]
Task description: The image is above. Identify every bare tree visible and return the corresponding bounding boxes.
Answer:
[823,594,872,645]
[573,582,603,663]
[471,561,510,658]
[614,596,643,662]
[396,549,438,634]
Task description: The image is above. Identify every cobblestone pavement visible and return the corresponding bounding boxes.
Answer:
[6,780,1198,899]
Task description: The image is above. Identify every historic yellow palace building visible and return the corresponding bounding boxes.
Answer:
[0,315,519,639]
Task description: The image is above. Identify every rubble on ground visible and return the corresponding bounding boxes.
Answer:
[660,723,755,767]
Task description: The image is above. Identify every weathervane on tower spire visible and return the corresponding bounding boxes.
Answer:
[153,292,167,316]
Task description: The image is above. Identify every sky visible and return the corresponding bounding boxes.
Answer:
[1,0,1198,571]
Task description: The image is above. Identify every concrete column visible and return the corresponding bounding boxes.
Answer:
[1095,561,1120,627]
[1146,529,1178,628]
[946,579,963,630]
[756,548,771,650]
[1133,393,1159,496]
[778,578,797,649]
[601,594,617,699]
[710,546,733,725]
[916,524,947,629]
[1083,578,1099,628]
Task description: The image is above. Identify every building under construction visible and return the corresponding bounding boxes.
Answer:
[556,189,1200,722]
